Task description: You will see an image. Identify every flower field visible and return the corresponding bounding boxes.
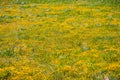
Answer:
[0,0,120,80]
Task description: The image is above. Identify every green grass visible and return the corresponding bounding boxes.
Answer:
[0,0,120,5]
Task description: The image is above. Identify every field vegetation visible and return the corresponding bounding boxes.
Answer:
[0,0,120,80]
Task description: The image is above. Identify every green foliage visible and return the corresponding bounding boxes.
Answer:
[0,70,11,80]
[0,0,119,5]
[87,0,120,6]
[8,0,77,4]
[0,47,15,57]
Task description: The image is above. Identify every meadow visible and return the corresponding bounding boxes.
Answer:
[0,0,120,80]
